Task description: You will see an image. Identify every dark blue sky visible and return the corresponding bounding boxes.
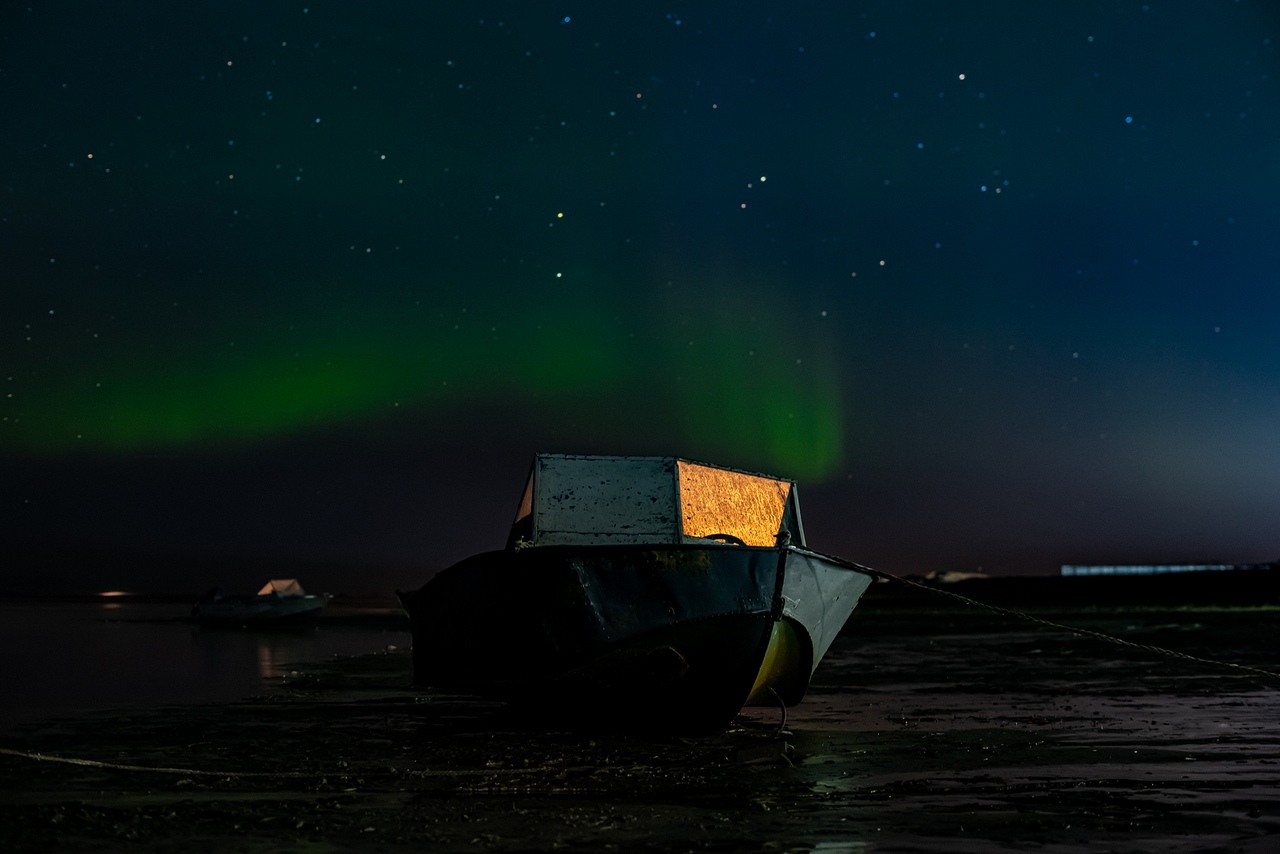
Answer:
[3,2,1278,590]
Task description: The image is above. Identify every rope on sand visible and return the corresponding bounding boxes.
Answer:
[846,562,1280,685]
[3,563,1275,780]
[0,746,543,778]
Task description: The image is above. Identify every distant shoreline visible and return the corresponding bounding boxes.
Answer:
[2,565,1276,610]
[862,565,1280,609]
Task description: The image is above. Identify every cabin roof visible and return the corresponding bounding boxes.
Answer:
[508,454,805,549]
[257,578,307,597]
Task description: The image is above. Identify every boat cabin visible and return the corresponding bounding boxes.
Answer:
[507,454,806,549]
[257,578,308,597]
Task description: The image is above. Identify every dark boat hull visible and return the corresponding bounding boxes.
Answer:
[193,595,326,627]
[402,545,788,732]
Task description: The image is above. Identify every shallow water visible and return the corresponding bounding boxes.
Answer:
[1,606,1277,852]
[0,600,409,729]
[773,612,1280,852]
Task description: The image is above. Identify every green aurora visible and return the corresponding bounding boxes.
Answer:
[8,2,1280,576]
[4,276,845,480]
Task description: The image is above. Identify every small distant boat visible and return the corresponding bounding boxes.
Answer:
[194,579,326,626]
[399,454,875,733]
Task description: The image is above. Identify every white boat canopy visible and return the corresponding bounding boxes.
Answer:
[508,454,806,549]
[257,578,307,597]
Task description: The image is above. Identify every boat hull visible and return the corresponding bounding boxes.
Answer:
[194,595,326,627]
[760,547,876,704]
[402,544,873,732]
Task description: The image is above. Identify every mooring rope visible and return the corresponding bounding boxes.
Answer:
[846,562,1280,684]
[2,562,1275,781]
[0,746,545,778]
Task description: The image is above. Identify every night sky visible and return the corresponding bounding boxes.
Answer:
[3,2,1278,592]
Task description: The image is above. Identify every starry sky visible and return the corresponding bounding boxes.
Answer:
[3,2,1278,591]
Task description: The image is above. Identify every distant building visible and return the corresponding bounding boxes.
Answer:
[925,570,991,583]
[1060,563,1268,577]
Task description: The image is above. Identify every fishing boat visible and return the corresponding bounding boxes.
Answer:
[193,578,327,626]
[399,454,875,733]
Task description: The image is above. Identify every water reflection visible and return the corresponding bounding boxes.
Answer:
[252,633,317,680]
[257,642,277,681]
[96,591,131,612]
[0,600,409,728]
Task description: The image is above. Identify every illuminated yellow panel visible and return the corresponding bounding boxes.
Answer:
[514,471,533,523]
[677,461,790,546]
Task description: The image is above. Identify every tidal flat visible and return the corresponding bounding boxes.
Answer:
[2,606,1277,852]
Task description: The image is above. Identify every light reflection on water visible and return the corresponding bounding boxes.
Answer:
[0,600,409,729]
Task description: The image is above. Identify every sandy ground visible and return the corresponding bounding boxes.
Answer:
[1,606,1277,853]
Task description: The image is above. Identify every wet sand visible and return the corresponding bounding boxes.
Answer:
[2,606,1277,852]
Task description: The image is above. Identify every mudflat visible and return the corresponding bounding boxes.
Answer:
[2,606,1277,852]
